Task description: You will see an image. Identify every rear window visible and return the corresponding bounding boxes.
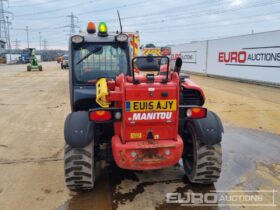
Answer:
[73,43,129,83]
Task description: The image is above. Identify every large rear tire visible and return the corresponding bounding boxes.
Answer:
[64,142,95,191]
[182,121,222,184]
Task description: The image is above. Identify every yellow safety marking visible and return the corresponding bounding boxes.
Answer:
[96,78,111,108]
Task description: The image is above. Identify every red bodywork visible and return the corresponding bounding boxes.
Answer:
[181,78,206,103]
[104,72,203,170]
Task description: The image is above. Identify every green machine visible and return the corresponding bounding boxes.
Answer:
[27,48,42,71]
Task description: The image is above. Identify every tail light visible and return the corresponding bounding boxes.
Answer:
[186,107,207,119]
[89,110,112,122]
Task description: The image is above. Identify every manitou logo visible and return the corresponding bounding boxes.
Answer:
[132,112,172,120]
[218,51,247,63]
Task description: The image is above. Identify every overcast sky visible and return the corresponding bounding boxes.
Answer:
[5,0,280,50]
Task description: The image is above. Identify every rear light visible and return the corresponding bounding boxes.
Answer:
[89,110,112,122]
[186,107,207,119]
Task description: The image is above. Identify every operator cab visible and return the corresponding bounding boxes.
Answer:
[69,22,131,111]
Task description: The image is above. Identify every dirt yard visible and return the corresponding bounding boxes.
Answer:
[0,62,279,210]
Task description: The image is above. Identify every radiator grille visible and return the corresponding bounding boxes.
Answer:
[181,88,204,106]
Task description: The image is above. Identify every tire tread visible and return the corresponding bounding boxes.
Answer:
[64,142,95,191]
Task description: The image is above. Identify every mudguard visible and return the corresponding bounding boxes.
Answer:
[191,111,224,145]
[64,111,94,148]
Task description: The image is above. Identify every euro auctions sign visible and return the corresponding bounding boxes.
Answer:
[171,52,197,63]
[218,46,280,68]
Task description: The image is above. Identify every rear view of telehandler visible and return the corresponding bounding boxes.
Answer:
[63,21,223,191]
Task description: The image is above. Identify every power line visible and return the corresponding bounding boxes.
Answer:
[10,0,280,24]
[76,0,218,27]
[71,0,277,26]
[72,0,280,31]
[9,0,70,7]
[47,11,280,39]
[8,0,29,3]
[13,0,155,20]
[8,0,280,49]
[121,0,280,28]
[143,17,280,45]
[13,0,278,32]
[11,0,279,31]
[140,10,280,32]
[14,0,95,17]
[118,0,220,22]
[83,0,278,34]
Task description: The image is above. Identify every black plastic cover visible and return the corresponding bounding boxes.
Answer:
[192,111,224,145]
[135,57,160,71]
[64,111,94,148]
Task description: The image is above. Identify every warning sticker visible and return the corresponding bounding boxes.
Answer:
[130,133,142,139]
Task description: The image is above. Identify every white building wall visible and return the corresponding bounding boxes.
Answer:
[171,41,207,74]
[170,30,280,85]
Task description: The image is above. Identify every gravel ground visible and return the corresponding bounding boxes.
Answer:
[0,62,279,210]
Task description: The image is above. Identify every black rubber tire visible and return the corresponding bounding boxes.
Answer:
[27,66,31,71]
[182,121,222,184]
[38,65,42,71]
[64,142,95,191]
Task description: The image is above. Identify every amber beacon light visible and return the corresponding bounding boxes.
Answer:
[87,21,96,34]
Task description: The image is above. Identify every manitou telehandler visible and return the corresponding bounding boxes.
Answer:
[64,21,223,191]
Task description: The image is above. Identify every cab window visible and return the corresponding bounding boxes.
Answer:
[73,43,129,83]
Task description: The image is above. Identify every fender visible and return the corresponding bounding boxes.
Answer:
[64,111,94,148]
[191,111,224,145]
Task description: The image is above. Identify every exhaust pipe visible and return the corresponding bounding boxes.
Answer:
[174,57,182,74]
